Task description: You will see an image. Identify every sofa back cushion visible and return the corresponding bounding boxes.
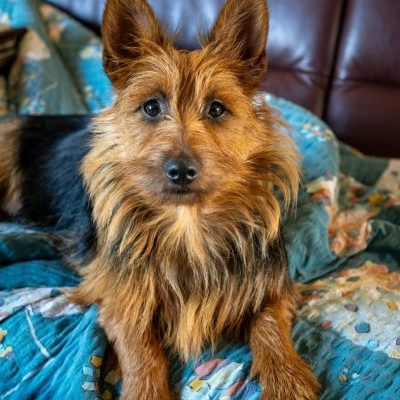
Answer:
[325,0,400,157]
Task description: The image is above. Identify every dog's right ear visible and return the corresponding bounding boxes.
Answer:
[102,0,169,89]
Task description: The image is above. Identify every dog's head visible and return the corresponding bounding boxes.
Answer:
[86,0,299,261]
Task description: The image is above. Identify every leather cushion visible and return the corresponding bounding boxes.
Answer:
[325,0,400,157]
[262,0,345,116]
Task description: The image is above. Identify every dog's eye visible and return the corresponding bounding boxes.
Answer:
[208,101,226,119]
[143,99,162,118]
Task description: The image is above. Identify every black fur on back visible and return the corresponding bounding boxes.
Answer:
[17,115,96,265]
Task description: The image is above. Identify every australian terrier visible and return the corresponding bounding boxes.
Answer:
[0,0,319,398]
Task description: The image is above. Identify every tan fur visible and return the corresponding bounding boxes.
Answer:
[250,294,319,400]
[74,56,299,358]
[0,119,22,215]
[70,0,319,398]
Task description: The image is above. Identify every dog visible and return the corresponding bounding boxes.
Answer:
[0,0,319,398]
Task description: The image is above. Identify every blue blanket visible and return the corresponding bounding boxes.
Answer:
[1,1,400,399]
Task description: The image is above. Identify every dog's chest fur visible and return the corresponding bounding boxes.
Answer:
[93,204,287,360]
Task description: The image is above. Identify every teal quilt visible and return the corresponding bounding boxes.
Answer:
[1,1,400,399]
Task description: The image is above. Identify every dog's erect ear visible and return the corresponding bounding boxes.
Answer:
[205,0,269,84]
[102,0,169,88]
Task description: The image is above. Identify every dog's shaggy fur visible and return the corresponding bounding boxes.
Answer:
[0,0,319,398]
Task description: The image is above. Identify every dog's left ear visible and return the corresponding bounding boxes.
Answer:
[205,0,268,85]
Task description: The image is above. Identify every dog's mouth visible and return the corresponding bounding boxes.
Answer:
[162,186,203,204]
[170,186,193,195]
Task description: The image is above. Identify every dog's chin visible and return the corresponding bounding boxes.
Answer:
[161,187,203,205]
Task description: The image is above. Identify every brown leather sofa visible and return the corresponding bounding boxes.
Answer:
[45,0,400,158]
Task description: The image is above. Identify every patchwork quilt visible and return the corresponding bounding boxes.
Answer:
[1,1,400,399]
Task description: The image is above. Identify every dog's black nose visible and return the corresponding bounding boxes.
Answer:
[164,157,199,186]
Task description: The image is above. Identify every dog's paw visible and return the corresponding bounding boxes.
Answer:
[120,390,177,400]
[255,358,319,400]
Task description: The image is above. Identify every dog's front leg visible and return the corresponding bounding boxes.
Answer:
[249,294,319,400]
[99,305,175,400]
